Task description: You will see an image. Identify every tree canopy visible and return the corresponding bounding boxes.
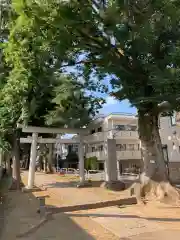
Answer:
[7,0,180,199]
[7,0,180,113]
[46,73,104,128]
[2,0,180,198]
[0,0,104,188]
[0,0,104,144]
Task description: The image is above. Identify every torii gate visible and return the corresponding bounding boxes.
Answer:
[18,125,87,189]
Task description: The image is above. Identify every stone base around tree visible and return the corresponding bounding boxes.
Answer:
[76,180,92,188]
[101,181,126,191]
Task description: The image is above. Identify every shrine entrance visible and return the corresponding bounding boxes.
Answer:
[18,125,87,189]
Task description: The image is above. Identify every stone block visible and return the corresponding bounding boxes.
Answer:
[101,181,126,191]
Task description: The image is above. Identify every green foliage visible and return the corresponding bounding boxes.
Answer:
[0,0,105,152]
[14,0,180,115]
[3,0,180,148]
[46,74,104,128]
[66,151,79,163]
[85,156,98,170]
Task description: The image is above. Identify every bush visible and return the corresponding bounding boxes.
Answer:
[85,156,98,170]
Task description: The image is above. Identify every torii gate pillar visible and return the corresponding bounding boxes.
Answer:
[27,133,38,189]
[78,134,85,185]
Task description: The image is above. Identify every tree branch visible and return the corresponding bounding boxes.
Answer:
[157,101,172,114]
[76,28,134,74]
[61,59,101,68]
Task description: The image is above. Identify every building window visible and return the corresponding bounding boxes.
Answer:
[116,144,126,151]
[98,162,104,170]
[125,125,131,131]
[126,125,137,131]
[127,144,135,150]
[72,144,78,153]
[114,125,126,131]
[130,125,137,131]
[97,127,102,132]
[68,145,72,153]
[114,125,137,131]
[98,145,103,151]
[92,147,96,152]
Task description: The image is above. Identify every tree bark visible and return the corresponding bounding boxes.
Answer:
[22,143,30,170]
[43,156,48,173]
[25,155,30,170]
[139,111,168,181]
[47,144,53,173]
[5,152,12,176]
[136,110,180,203]
[11,132,21,190]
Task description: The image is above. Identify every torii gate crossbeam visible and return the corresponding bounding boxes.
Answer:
[18,125,86,189]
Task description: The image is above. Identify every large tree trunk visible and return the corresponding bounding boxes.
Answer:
[43,156,48,173]
[25,155,30,170]
[22,143,30,170]
[5,152,12,176]
[47,144,53,173]
[11,132,21,190]
[136,110,180,204]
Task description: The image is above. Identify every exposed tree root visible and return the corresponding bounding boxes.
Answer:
[131,179,180,205]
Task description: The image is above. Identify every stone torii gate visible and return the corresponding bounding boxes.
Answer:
[18,125,87,189]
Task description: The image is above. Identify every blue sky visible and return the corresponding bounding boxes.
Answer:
[64,66,137,118]
[100,96,137,115]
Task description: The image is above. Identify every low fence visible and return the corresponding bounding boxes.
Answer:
[55,168,139,182]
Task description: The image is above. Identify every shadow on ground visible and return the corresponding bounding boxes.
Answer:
[66,212,180,223]
[40,178,136,190]
[0,176,12,239]
[41,180,105,189]
[0,183,97,239]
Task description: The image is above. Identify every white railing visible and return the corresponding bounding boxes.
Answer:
[109,130,139,139]
[84,130,139,143]
[84,132,105,143]
[117,150,141,160]
[86,150,141,160]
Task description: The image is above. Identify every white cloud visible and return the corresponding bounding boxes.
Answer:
[105,96,119,106]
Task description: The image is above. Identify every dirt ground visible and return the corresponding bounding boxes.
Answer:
[0,191,119,240]
[1,171,180,240]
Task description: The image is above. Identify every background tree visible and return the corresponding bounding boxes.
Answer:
[0,0,62,187]
[85,157,98,171]
[6,0,180,200]
[0,0,104,189]
[66,151,79,168]
[46,74,104,128]
[32,0,180,201]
